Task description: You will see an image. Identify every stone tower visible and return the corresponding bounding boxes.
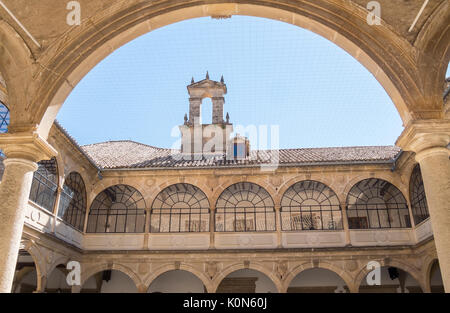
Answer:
[180,73,233,157]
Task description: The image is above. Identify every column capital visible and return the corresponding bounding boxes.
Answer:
[396,119,450,154]
[0,132,57,162]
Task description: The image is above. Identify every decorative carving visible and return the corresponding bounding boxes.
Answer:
[138,263,150,275]
[269,176,282,188]
[205,261,218,279]
[46,251,54,264]
[345,260,358,272]
[30,209,41,223]
[174,261,181,270]
[244,261,250,269]
[276,261,288,279]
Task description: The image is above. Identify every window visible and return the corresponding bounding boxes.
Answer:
[29,158,58,212]
[409,164,429,225]
[150,183,210,233]
[281,180,342,231]
[0,101,9,179]
[87,185,146,233]
[346,178,411,229]
[215,182,275,232]
[58,172,87,231]
[0,101,9,134]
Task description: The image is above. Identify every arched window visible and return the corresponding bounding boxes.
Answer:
[0,101,9,180]
[29,157,58,212]
[0,101,9,134]
[215,182,275,232]
[150,183,210,233]
[58,172,87,231]
[346,178,411,229]
[87,185,146,233]
[409,164,429,225]
[281,180,342,231]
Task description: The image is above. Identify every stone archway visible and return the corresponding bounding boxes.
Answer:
[81,263,141,291]
[144,263,214,293]
[213,262,281,293]
[428,260,445,293]
[285,268,350,293]
[5,1,441,138]
[81,268,139,293]
[355,261,425,293]
[282,261,356,293]
[147,270,207,293]
[216,268,279,293]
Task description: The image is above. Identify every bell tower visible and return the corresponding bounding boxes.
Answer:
[180,72,233,156]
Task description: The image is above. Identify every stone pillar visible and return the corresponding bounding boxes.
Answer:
[189,98,202,124]
[396,120,450,291]
[137,284,147,293]
[340,201,351,246]
[0,158,37,292]
[0,133,57,293]
[274,205,282,248]
[209,205,215,249]
[212,97,224,124]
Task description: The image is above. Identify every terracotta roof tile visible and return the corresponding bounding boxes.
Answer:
[81,141,401,170]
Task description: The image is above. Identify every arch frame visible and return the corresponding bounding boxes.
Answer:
[144,263,214,293]
[80,262,142,291]
[281,261,356,293]
[211,262,282,293]
[27,0,446,140]
[354,258,426,293]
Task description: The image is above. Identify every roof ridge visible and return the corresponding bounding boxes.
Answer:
[82,140,170,150]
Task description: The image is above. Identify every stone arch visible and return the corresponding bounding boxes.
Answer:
[151,178,214,208]
[210,179,277,211]
[90,180,146,203]
[281,261,356,293]
[47,256,71,278]
[275,176,337,207]
[144,263,213,293]
[81,263,142,289]
[354,258,425,292]
[86,184,146,233]
[31,0,437,140]
[0,20,35,132]
[424,257,444,293]
[342,173,405,201]
[212,262,282,293]
[17,240,45,292]
[414,0,450,111]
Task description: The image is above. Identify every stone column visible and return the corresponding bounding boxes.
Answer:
[209,205,215,249]
[0,133,57,293]
[274,205,282,248]
[396,120,450,291]
[340,201,351,246]
[212,97,224,124]
[189,98,202,124]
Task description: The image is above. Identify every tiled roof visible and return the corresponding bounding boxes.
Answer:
[81,140,401,170]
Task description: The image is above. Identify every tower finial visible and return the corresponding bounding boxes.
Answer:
[226,112,230,123]
[206,71,209,80]
[184,113,188,124]
[191,77,194,84]
[221,75,224,83]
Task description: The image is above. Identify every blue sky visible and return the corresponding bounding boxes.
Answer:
[58,16,413,149]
